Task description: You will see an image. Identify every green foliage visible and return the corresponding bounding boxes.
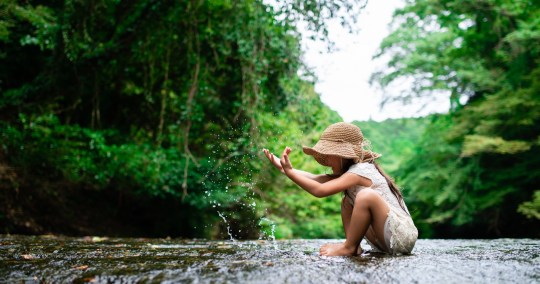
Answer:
[271,0,368,44]
[462,135,531,156]
[353,117,429,173]
[0,0,364,239]
[518,191,540,220]
[0,1,56,49]
[372,0,540,237]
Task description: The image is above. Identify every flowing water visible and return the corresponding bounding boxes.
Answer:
[0,235,538,283]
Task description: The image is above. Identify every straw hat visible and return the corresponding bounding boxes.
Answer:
[302,122,381,166]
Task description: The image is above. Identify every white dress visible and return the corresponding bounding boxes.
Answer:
[345,162,418,254]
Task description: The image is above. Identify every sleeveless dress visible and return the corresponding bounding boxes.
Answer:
[345,162,418,254]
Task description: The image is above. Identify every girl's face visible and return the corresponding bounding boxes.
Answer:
[326,155,343,174]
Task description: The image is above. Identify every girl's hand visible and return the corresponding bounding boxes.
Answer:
[263,148,285,174]
[279,147,293,173]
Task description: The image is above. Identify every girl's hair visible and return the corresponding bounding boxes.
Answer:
[325,158,355,177]
[373,162,407,213]
[342,158,355,173]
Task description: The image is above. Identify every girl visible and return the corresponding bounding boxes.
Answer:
[263,122,418,256]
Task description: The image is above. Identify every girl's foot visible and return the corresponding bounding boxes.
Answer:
[319,242,357,256]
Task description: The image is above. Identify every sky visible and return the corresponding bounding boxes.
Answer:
[300,0,450,122]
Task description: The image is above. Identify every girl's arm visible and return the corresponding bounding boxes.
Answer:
[292,169,334,183]
[263,149,334,183]
[279,147,371,198]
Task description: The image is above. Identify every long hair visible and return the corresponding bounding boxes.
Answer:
[373,162,408,213]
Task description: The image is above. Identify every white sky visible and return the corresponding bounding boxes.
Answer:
[300,0,450,122]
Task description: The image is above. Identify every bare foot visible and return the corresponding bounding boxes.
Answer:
[319,242,357,256]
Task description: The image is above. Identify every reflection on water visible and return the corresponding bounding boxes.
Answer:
[0,235,538,283]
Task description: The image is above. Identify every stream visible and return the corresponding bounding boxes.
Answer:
[1,235,538,283]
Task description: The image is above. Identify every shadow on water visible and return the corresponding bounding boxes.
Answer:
[0,235,538,283]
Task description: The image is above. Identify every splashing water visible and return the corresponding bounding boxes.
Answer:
[217,211,236,243]
[204,128,279,241]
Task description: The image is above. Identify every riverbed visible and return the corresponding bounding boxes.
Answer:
[0,235,538,283]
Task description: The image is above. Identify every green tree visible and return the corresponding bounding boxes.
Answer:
[0,0,367,238]
[372,0,540,237]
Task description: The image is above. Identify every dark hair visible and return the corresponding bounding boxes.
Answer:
[373,162,407,213]
[342,158,355,173]
[325,158,355,178]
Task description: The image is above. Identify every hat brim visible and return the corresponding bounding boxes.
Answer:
[303,140,382,166]
[302,140,358,166]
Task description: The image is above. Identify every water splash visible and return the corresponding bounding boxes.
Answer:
[203,129,274,241]
[217,211,236,243]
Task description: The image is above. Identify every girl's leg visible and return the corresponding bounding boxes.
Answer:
[341,196,352,237]
[340,196,365,254]
[341,195,385,252]
[320,189,390,256]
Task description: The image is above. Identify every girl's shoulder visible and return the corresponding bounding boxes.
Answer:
[347,162,377,177]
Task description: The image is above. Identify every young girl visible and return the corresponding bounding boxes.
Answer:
[263,122,418,256]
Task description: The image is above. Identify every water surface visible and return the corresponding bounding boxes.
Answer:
[1,235,538,283]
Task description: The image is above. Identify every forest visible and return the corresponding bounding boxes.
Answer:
[1,0,539,239]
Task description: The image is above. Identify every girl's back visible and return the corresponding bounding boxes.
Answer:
[345,162,410,216]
